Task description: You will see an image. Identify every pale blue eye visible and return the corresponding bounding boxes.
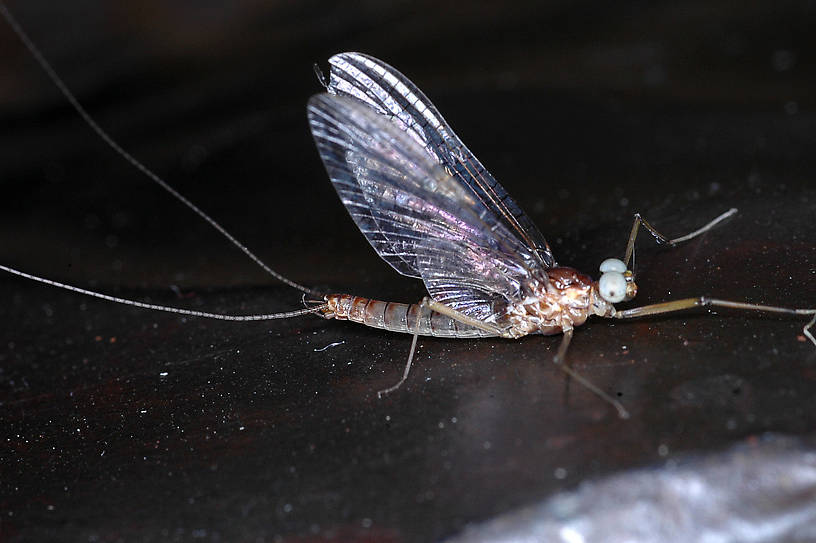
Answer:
[600,258,627,273]
[599,272,626,303]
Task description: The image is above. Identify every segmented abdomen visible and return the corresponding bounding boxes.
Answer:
[323,294,498,338]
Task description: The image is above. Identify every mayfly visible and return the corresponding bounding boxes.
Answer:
[2,6,814,419]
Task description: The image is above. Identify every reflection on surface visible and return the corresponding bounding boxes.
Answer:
[449,434,816,543]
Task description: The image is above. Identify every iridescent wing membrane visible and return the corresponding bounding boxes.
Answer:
[308,94,546,322]
[323,52,555,268]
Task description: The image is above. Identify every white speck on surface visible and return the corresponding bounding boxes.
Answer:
[554,467,568,479]
[314,340,345,352]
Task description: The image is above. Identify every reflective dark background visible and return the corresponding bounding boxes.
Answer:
[1,1,815,541]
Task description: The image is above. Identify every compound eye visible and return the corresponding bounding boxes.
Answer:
[600,258,627,273]
[599,272,627,303]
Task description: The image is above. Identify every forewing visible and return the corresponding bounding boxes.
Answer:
[324,51,556,268]
[307,94,543,322]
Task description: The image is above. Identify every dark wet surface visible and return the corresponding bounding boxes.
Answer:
[1,1,815,541]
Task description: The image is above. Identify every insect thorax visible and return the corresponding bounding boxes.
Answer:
[504,267,597,336]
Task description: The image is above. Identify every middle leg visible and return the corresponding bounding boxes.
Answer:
[553,328,631,419]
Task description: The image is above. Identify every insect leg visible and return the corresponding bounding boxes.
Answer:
[623,208,737,269]
[376,331,420,398]
[425,298,507,337]
[553,328,631,419]
[376,299,428,398]
[376,297,506,397]
[612,297,816,346]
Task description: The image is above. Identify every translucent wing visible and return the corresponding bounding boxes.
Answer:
[308,94,546,322]
[323,51,555,268]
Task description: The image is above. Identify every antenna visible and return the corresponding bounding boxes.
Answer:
[0,2,314,295]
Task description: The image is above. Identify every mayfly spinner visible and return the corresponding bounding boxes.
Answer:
[2,5,814,419]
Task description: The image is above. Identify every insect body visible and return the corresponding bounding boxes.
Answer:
[298,53,815,414]
[321,266,604,340]
[307,54,620,340]
[306,53,813,342]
